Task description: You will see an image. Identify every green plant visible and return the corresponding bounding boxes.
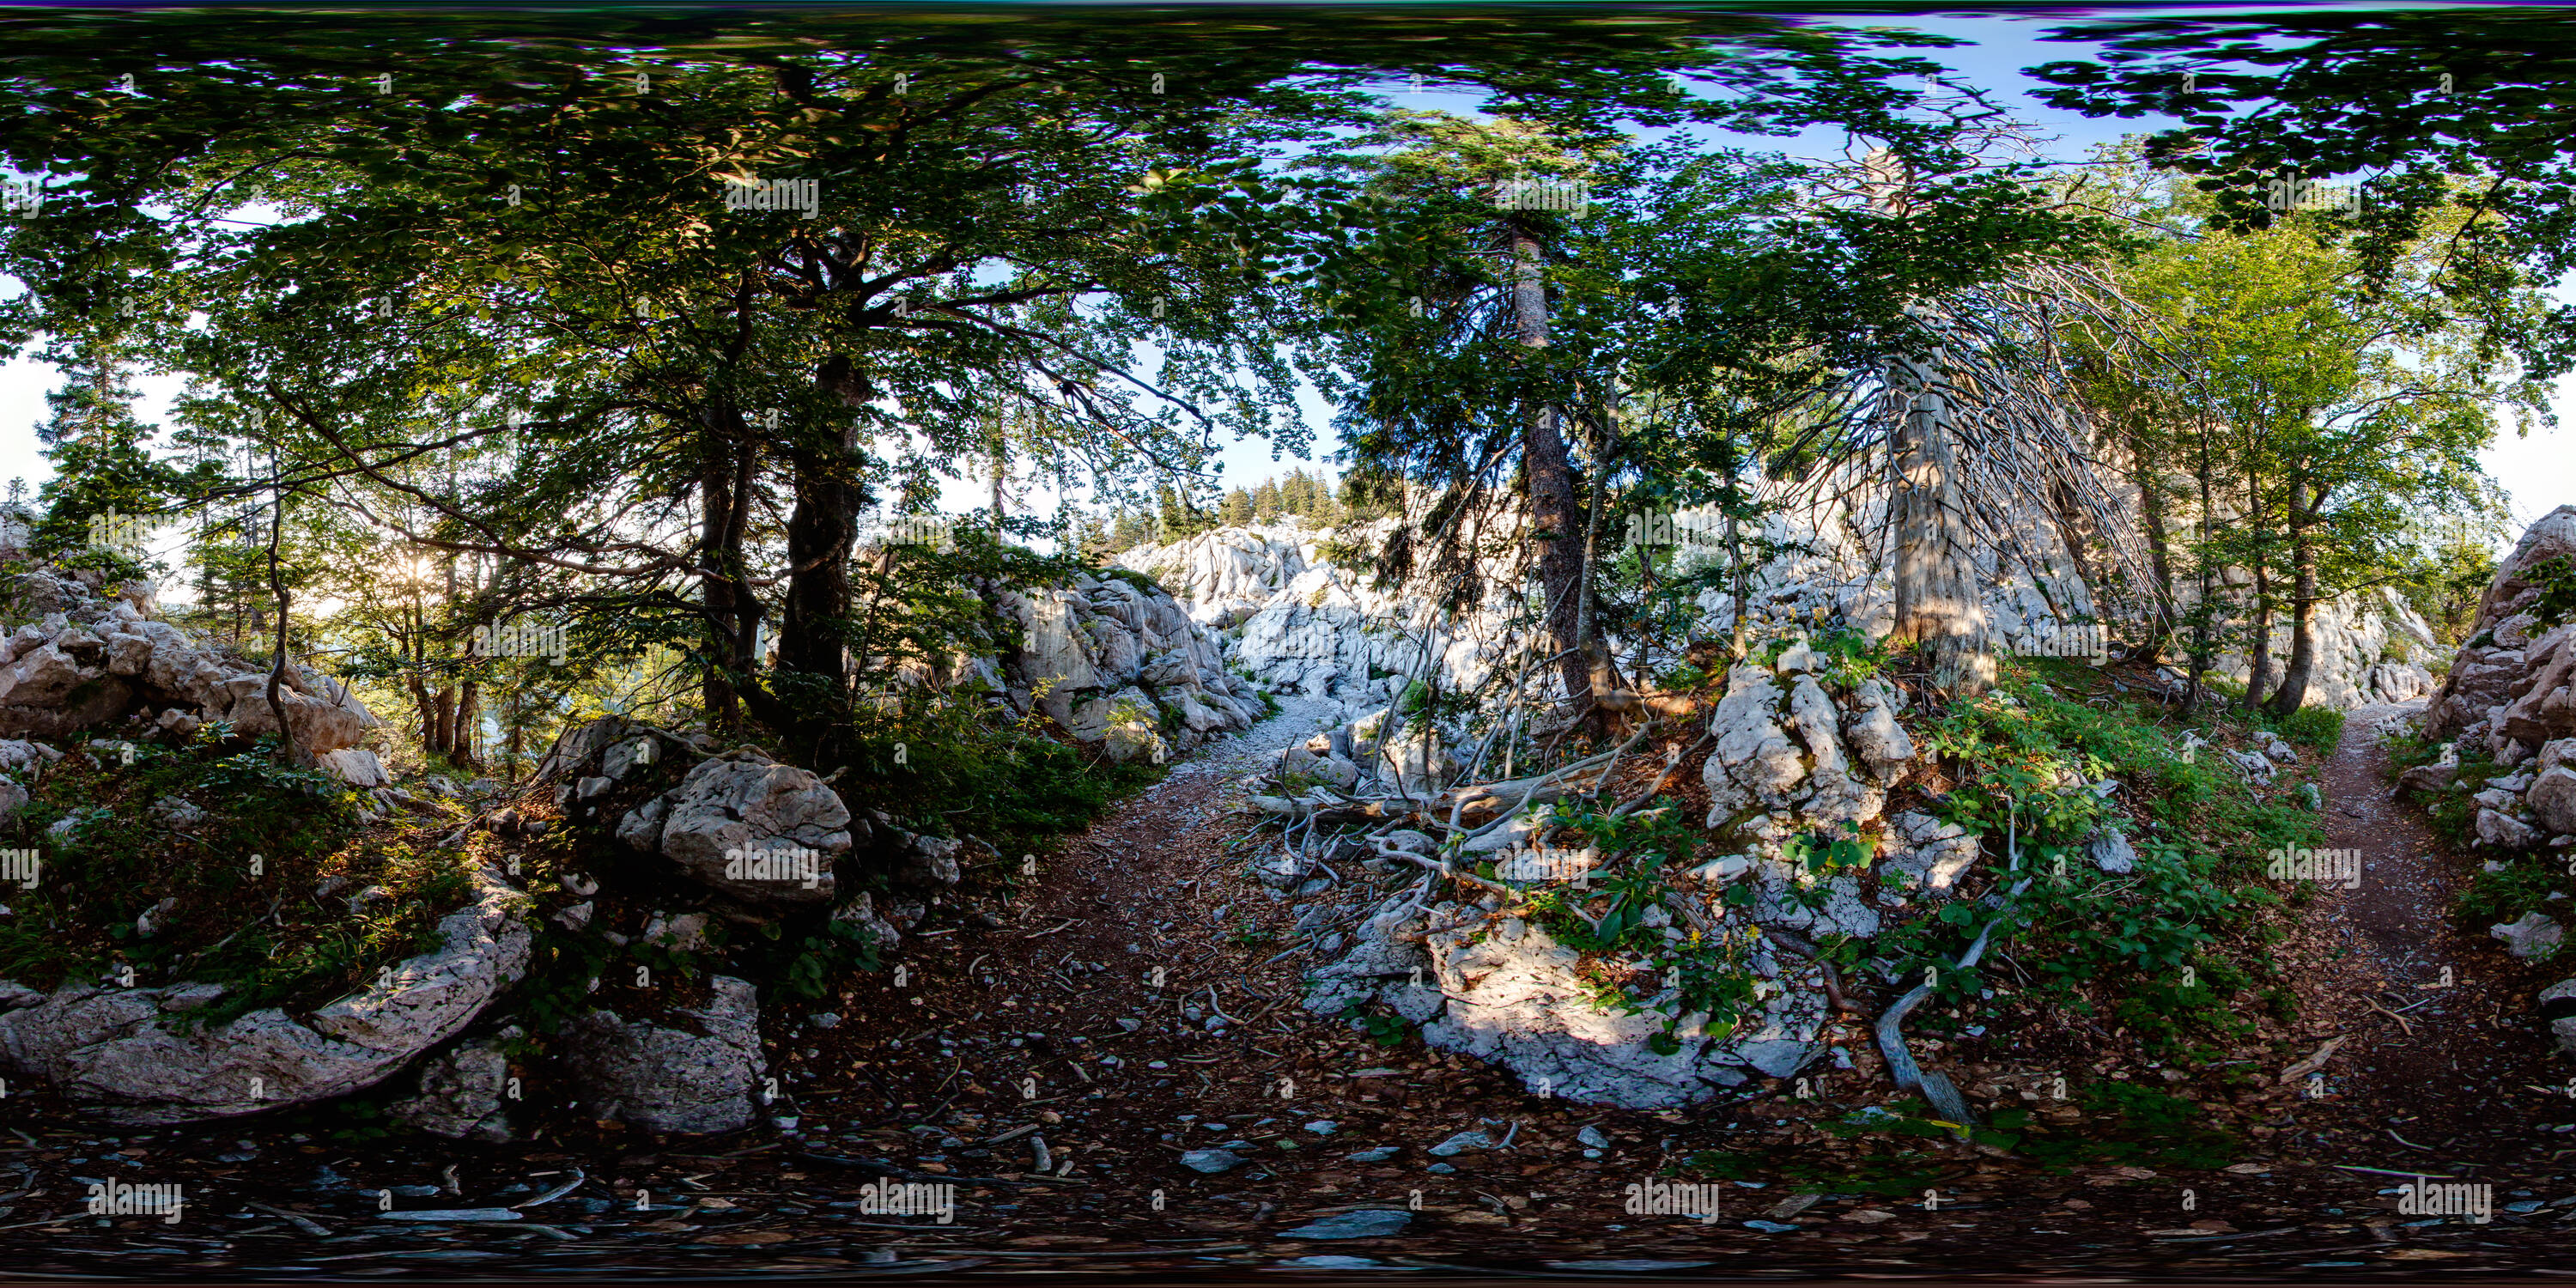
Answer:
[2528,555,2576,632]
[1340,1001,1409,1047]
[2458,858,2574,927]
[778,917,882,1000]
[2012,1081,2241,1172]
[2276,705,2345,756]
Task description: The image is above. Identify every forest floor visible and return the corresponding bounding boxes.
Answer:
[0,696,2573,1279]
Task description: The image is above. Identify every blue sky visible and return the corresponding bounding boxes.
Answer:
[5,10,2569,550]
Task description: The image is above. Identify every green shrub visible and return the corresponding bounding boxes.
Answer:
[2277,705,2344,755]
[2458,859,2573,927]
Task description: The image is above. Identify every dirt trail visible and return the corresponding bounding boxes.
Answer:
[2287,702,2572,1170]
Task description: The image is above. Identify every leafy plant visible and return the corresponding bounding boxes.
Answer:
[2528,554,2576,632]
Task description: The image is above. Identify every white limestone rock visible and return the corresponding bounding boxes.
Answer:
[0,867,530,1122]
[560,975,765,1134]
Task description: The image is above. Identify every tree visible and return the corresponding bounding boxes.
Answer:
[2030,11,2576,380]
[4,8,1966,764]
[2068,162,2538,715]
[1221,487,1255,528]
[28,355,179,564]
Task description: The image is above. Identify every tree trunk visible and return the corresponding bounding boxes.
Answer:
[781,419,861,694]
[452,678,481,769]
[262,476,308,769]
[2134,439,2178,662]
[697,409,751,732]
[1510,228,1588,709]
[2183,425,2218,718]
[2267,475,2320,720]
[1886,343,1993,698]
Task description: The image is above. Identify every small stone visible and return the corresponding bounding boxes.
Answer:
[1426,1163,1457,1175]
[1345,1146,1400,1163]
[1576,1125,1610,1149]
[1180,1149,1244,1175]
[1427,1129,1492,1157]
[1742,1219,1801,1233]
[1117,1018,1142,1032]
[1304,1120,1339,1135]
[1278,1209,1410,1240]
[811,1012,841,1029]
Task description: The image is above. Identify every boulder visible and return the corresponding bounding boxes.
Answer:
[834,891,903,954]
[0,867,530,1122]
[315,748,389,789]
[2087,829,2138,874]
[2491,910,2566,960]
[2397,762,2458,795]
[2428,506,2576,738]
[2477,808,2543,852]
[618,754,851,906]
[561,975,765,1133]
[1880,811,1980,895]
[390,1030,521,1142]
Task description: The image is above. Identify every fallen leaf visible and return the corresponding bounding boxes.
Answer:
[1847,1209,1897,1224]
[2384,1249,2466,1260]
[697,1230,795,1246]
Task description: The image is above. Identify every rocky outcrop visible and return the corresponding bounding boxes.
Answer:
[1119,528,1311,627]
[1124,522,1519,711]
[0,866,530,1122]
[1307,892,1836,1109]
[2428,506,2576,753]
[990,569,1264,759]
[561,975,766,1134]
[1699,652,1915,858]
[0,569,380,753]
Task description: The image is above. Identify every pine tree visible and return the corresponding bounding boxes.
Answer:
[1252,478,1282,524]
[1111,508,1148,550]
[1221,487,1255,528]
[30,357,177,562]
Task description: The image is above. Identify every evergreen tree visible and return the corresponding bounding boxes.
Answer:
[1110,508,1148,550]
[29,357,178,563]
[1223,486,1256,527]
[1253,478,1283,524]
